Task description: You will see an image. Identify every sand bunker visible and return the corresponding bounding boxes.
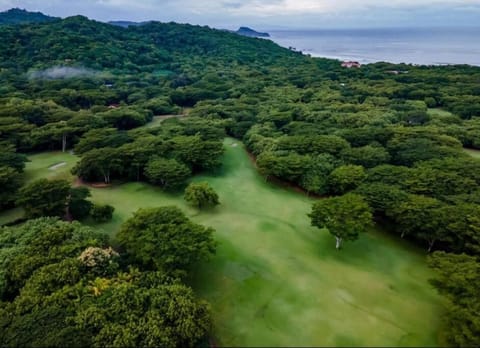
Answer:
[49,162,66,170]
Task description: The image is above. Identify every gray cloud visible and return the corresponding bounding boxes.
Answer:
[1,0,479,28]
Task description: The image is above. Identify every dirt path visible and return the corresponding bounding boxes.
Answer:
[74,177,111,188]
[143,113,187,128]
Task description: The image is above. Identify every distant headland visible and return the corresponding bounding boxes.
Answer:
[235,27,270,38]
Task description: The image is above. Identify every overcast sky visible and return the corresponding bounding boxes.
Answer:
[1,0,479,29]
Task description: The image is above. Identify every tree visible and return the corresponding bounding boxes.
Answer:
[74,128,130,155]
[91,204,115,223]
[74,271,212,348]
[388,194,446,250]
[144,157,191,190]
[404,166,476,199]
[0,144,28,172]
[167,135,224,171]
[97,107,150,130]
[341,144,391,168]
[72,147,122,184]
[68,186,93,220]
[309,194,373,249]
[0,166,23,210]
[328,165,367,194]
[31,121,77,152]
[428,252,480,347]
[355,183,409,216]
[16,179,71,218]
[256,151,311,183]
[1,217,108,298]
[184,182,219,208]
[116,207,216,273]
[117,139,156,181]
[300,154,341,195]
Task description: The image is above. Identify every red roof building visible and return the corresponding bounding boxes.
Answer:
[341,61,361,68]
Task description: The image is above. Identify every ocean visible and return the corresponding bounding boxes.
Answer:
[268,27,480,66]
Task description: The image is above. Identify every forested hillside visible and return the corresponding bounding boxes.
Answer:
[0,8,58,25]
[0,14,479,347]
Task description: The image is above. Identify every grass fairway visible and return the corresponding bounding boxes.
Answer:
[5,139,442,346]
[24,151,78,183]
[427,108,454,117]
[464,147,480,159]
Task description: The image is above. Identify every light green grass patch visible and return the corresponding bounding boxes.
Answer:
[427,108,454,117]
[24,151,78,183]
[464,148,480,159]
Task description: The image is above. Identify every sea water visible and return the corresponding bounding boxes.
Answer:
[268,27,480,66]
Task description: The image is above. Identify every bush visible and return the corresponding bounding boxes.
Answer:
[184,182,219,208]
[91,204,115,222]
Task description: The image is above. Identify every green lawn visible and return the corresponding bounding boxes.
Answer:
[23,151,78,183]
[464,147,480,159]
[427,108,454,117]
[1,139,443,346]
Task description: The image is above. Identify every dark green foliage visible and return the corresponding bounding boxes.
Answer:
[167,135,224,171]
[0,218,107,299]
[74,128,130,155]
[387,129,463,166]
[91,204,115,222]
[257,151,311,183]
[341,144,391,168]
[0,8,58,25]
[356,183,409,215]
[144,157,191,190]
[388,194,448,251]
[300,154,340,195]
[366,164,411,187]
[97,107,151,130]
[116,207,216,274]
[184,182,220,208]
[0,213,213,348]
[72,147,122,184]
[0,145,28,172]
[0,166,23,210]
[328,165,367,194]
[428,252,480,347]
[75,272,212,348]
[16,179,71,218]
[68,186,93,220]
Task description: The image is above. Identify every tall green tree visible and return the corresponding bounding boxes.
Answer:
[328,165,367,194]
[68,187,93,220]
[116,207,216,274]
[0,166,23,210]
[144,157,191,190]
[72,147,122,184]
[309,193,373,249]
[16,179,71,218]
[429,252,480,347]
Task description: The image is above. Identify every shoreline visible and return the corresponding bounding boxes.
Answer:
[267,27,480,67]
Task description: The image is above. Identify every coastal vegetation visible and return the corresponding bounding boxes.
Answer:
[0,10,479,346]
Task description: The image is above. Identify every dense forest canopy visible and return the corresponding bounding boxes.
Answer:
[0,8,58,25]
[0,10,479,347]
